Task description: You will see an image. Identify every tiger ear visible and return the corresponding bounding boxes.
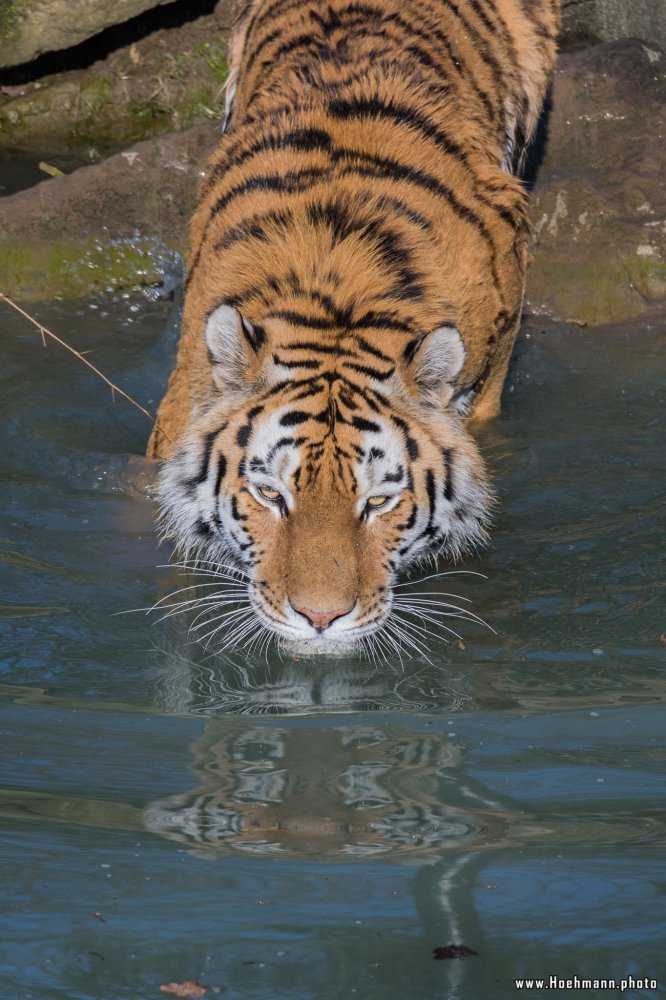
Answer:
[407,324,466,405]
[204,304,265,392]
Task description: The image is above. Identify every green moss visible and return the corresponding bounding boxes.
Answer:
[0,238,173,301]
[196,40,228,84]
[0,25,230,154]
[0,1,17,44]
[622,255,666,301]
[527,255,646,325]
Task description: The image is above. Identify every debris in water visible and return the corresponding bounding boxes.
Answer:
[39,161,65,178]
[432,944,479,960]
[160,981,208,998]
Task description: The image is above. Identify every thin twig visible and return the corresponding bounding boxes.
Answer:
[1,291,170,441]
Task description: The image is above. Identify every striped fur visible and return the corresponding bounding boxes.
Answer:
[151,0,560,651]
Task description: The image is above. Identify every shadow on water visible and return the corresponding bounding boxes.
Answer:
[1,291,665,998]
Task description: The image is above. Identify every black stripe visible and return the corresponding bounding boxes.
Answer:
[352,415,381,433]
[214,209,293,251]
[265,435,306,462]
[353,336,394,362]
[213,453,227,496]
[327,95,466,164]
[442,449,455,503]
[189,422,228,487]
[335,153,489,241]
[202,128,333,197]
[230,495,247,522]
[209,167,329,221]
[286,341,346,356]
[391,414,419,459]
[243,25,284,73]
[273,353,322,369]
[246,0,314,40]
[236,404,263,448]
[242,319,266,352]
[265,309,335,330]
[344,361,395,381]
[353,310,414,334]
[425,469,436,528]
[310,290,354,327]
[280,409,327,427]
[374,193,433,230]
[384,464,405,483]
[396,503,418,533]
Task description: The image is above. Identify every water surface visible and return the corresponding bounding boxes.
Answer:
[0,291,664,999]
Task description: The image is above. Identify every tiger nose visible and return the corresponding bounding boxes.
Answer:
[293,605,351,632]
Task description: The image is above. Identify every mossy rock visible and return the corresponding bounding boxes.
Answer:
[0,5,230,155]
[0,237,181,300]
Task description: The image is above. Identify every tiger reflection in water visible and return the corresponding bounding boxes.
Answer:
[144,715,512,861]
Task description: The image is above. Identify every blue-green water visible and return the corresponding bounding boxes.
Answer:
[0,291,664,1000]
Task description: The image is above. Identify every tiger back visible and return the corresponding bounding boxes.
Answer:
[150,0,560,653]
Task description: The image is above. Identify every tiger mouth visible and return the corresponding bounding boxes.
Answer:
[250,589,388,651]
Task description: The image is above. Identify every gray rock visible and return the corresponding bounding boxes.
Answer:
[561,0,666,49]
[526,38,666,325]
[0,0,173,69]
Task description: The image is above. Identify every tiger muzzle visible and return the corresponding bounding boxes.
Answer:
[285,498,359,631]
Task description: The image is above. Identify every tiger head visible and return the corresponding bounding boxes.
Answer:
[158,304,492,652]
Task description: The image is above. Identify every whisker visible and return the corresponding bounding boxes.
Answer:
[393,608,464,644]
[156,594,246,624]
[187,598,250,632]
[393,590,473,602]
[394,600,495,633]
[192,603,253,633]
[195,607,255,645]
[385,619,433,664]
[394,570,487,588]
[216,615,262,652]
[375,627,403,668]
[165,559,250,579]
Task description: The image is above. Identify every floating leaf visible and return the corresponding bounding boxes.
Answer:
[432,944,478,960]
[160,981,208,998]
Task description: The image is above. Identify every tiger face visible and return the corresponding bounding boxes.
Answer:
[158,305,492,652]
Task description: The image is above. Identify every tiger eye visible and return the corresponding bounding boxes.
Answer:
[258,485,282,501]
[366,495,389,508]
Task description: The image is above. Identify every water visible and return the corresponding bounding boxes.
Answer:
[0,288,664,1000]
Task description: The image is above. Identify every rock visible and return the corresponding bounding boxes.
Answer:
[526,39,666,325]
[0,122,219,299]
[561,0,666,50]
[0,0,174,69]
[0,2,231,156]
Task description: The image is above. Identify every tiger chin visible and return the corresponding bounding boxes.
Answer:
[149,0,560,654]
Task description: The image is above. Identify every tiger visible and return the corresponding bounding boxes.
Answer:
[148,0,560,653]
